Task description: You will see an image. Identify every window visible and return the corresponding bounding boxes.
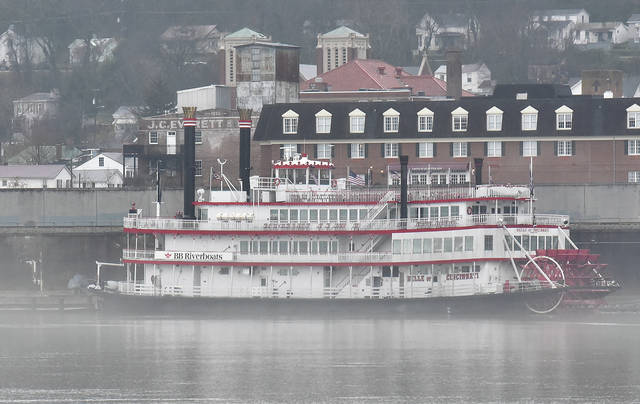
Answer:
[556,106,573,130]
[451,107,468,132]
[98,157,104,167]
[282,110,299,134]
[251,69,260,82]
[452,142,468,158]
[56,179,63,188]
[523,141,538,157]
[195,160,203,176]
[417,107,434,132]
[149,131,158,144]
[195,131,202,144]
[486,141,502,157]
[315,109,331,133]
[629,171,640,183]
[521,106,538,131]
[281,144,297,159]
[384,143,399,158]
[484,235,493,251]
[317,144,332,159]
[486,107,503,131]
[349,109,366,133]
[557,141,573,156]
[383,108,400,133]
[464,236,473,252]
[628,139,640,155]
[350,143,365,159]
[627,104,640,128]
[418,142,434,158]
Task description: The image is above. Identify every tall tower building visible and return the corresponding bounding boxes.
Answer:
[219,28,271,86]
[316,26,370,74]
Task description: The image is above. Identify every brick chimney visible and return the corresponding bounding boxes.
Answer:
[377,66,385,75]
[446,49,463,100]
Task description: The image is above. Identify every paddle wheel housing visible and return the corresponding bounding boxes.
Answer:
[521,249,619,310]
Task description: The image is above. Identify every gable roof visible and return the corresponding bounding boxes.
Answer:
[161,25,219,41]
[534,8,588,17]
[225,27,268,39]
[0,164,68,179]
[321,26,365,38]
[301,59,473,97]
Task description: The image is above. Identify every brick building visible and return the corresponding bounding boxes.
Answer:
[253,84,640,186]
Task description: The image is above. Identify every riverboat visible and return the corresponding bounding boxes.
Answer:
[93,108,619,314]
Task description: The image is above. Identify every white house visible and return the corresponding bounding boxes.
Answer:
[434,63,493,95]
[0,25,46,69]
[68,36,118,65]
[532,8,589,24]
[0,164,72,189]
[73,152,123,188]
[627,14,640,43]
[574,22,632,46]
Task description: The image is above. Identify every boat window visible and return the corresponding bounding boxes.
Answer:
[451,206,460,217]
[319,241,328,254]
[409,207,419,218]
[271,241,278,254]
[444,238,453,252]
[433,238,443,253]
[329,209,338,221]
[413,239,422,254]
[270,209,278,221]
[349,209,358,221]
[514,236,522,249]
[359,209,368,220]
[419,207,428,218]
[522,235,530,251]
[309,209,318,222]
[423,238,432,253]
[440,206,449,218]
[259,241,268,254]
[403,239,411,254]
[219,268,230,275]
[251,241,258,253]
[290,209,298,221]
[240,241,249,254]
[300,210,308,221]
[330,241,338,254]
[279,209,288,221]
[430,207,439,219]
[339,209,348,222]
[279,241,289,254]
[465,236,474,252]
[504,235,513,250]
[530,236,538,251]
[319,209,328,221]
[454,237,464,252]
[484,235,493,251]
[553,236,559,249]
[311,241,318,254]
[299,241,308,254]
[295,169,306,184]
[393,240,401,254]
[319,169,330,185]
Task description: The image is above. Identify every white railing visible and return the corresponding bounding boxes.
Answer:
[123,214,568,233]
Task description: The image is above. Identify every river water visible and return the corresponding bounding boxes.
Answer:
[0,311,639,403]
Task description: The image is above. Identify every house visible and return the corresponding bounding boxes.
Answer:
[415,13,478,53]
[219,27,271,86]
[532,9,589,24]
[160,25,223,63]
[0,164,72,189]
[533,20,575,50]
[300,59,474,100]
[316,26,370,74]
[73,152,124,188]
[569,72,640,98]
[112,106,140,142]
[574,22,632,47]
[0,25,46,69]
[68,36,118,65]
[12,90,61,143]
[626,14,640,43]
[434,63,494,95]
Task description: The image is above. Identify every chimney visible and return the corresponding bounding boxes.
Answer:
[399,155,408,219]
[446,49,462,100]
[378,66,385,75]
[238,109,252,199]
[395,67,403,78]
[182,106,197,219]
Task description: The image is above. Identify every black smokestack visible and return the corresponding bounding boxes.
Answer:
[183,106,197,219]
[446,49,462,100]
[399,155,408,219]
[238,109,252,199]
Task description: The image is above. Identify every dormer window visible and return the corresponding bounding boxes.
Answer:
[627,104,640,129]
[349,108,365,133]
[282,109,299,134]
[486,106,503,131]
[451,107,468,132]
[315,109,331,133]
[417,107,434,132]
[383,108,400,133]
[521,106,538,131]
[555,105,573,130]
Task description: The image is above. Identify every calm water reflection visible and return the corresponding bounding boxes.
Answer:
[0,312,639,403]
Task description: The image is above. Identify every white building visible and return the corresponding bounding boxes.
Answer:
[627,14,640,43]
[574,22,632,46]
[73,152,123,188]
[176,85,233,111]
[532,8,590,24]
[434,63,493,95]
[316,26,370,74]
[0,165,71,189]
[0,25,46,69]
[68,36,118,65]
[219,28,271,86]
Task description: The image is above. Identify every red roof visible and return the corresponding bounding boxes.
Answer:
[302,59,474,97]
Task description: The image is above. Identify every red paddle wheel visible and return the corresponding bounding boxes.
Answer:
[519,249,619,313]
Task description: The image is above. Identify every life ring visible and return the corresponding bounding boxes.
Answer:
[466,206,473,215]
[273,178,281,187]
[331,179,337,188]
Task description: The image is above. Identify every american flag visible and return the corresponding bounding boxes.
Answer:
[348,170,366,186]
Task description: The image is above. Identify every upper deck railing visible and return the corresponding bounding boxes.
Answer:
[124,213,568,233]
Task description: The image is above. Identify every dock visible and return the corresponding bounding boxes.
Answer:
[0,291,98,312]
